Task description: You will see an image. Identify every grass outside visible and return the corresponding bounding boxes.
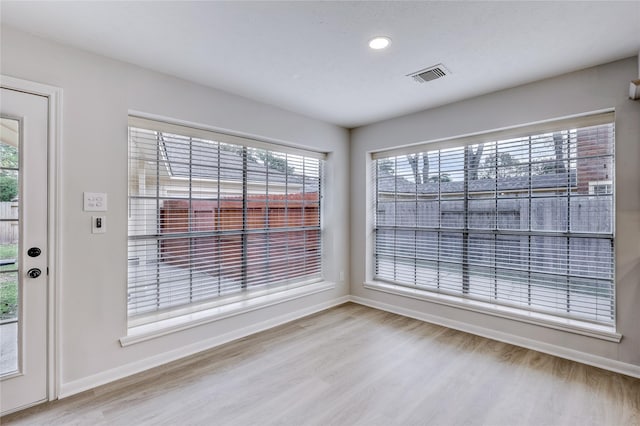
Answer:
[0,278,17,320]
[0,242,17,267]
[0,243,18,319]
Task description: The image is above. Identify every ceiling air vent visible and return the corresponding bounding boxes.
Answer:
[408,64,450,83]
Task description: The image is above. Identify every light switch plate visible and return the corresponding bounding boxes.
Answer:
[92,216,106,234]
[84,192,107,211]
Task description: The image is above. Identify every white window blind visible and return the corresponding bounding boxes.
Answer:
[373,113,615,325]
[128,118,324,318]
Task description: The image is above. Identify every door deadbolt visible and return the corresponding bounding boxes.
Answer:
[28,268,41,279]
[27,247,41,257]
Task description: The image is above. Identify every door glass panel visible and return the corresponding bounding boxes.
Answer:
[0,117,20,377]
[0,272,18,375]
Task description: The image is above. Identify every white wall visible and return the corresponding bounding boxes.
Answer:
[2,23,638,396]
[351,57,640,370]
[0,26,350,391]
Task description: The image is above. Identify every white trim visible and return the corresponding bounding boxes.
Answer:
[122,281,336,346]
[349,295,640,379]
[364,281,621,342]
[0,75,63,402]
[60,295,350,398]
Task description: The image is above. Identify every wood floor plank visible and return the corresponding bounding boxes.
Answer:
[2,303,639,425]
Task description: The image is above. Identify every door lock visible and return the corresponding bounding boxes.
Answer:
[27,247,41,257]
[27,268,41,279]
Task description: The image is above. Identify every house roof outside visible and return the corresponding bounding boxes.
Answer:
[377,169,578,195]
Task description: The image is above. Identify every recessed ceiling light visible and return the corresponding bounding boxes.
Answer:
[369,36,391,50]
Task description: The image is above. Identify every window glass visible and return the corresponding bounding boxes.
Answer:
[128,122,324,318]
[373,120,615,325]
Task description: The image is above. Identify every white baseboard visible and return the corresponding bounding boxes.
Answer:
[349,295,640,379]
[59,295,350,398]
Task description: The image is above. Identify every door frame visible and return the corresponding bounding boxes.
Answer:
[1,75,62,403]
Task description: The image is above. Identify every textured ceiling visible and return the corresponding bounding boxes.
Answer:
[2,1,639,128]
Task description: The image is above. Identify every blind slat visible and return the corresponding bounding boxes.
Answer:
[128,119,324,318]
[373,118,615,325]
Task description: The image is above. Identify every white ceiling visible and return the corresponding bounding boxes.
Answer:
[2,1,639,128]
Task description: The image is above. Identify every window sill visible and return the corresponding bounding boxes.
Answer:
[120,281,335,347]
[363,281,621,343]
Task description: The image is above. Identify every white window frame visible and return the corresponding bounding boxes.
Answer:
[364,111,621,342]
[589,180,613,195]
[123,116,333,345]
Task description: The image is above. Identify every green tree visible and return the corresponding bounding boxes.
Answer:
[0,144,18,169]
[428,173,451,182]
[0,175,17,201]
[222,144,295,174]
[481,152,525,178]
[0,144,18,201]
[256,151,294,174]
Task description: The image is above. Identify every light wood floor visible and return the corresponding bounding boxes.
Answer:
[2,303,639,425]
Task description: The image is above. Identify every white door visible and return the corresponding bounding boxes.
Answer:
[0,88,49,414]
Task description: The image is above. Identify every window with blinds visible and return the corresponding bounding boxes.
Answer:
[373,113,615,325]
[128,117,324,318]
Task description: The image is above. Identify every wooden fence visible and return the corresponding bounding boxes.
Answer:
[376,197,613,279]
[0,202,18,245]
[158,194,321,280]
